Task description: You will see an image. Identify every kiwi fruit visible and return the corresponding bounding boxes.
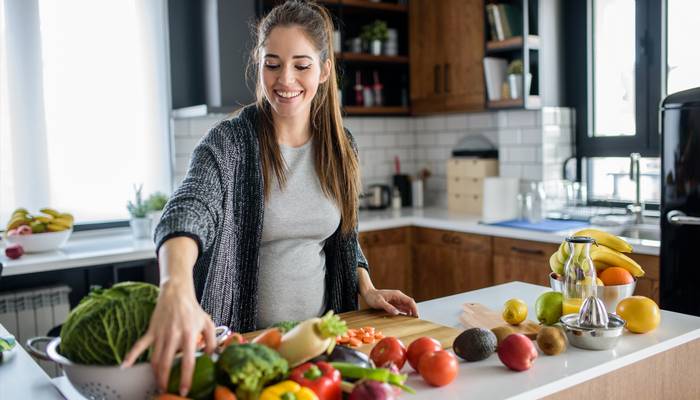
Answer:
[491,325,516,347]
[536,326,567,355]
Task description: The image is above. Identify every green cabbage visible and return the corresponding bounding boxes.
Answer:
[59,281,159,365]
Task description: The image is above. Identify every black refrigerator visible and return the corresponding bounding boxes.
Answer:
[660,87,700,316]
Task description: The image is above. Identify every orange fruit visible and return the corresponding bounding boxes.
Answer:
[598,266,634,285]
[616,296,661,333]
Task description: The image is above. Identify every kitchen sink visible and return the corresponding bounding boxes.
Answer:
[619,224,661,241]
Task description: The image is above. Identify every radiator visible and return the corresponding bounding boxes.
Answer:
[0,285,71,377]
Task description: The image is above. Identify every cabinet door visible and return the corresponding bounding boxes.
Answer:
[359,228,413,297]
[413,243,458,301]
[442,0,485,112]
[409,0,445,114]
[492,238,559,286]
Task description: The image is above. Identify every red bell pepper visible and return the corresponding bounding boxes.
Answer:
[290,361,342,400]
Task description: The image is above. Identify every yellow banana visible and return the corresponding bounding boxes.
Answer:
[58,213,74,223]
[35,215,53,223]
[573,228,633,253]
[47,223,69,232]
[40,208,62,218]
[7,216,32,230]
[590,246,645,277]
[549,252,564,275]
[51,217,73,229]
[555,242,568,264]
[11,208,29,216]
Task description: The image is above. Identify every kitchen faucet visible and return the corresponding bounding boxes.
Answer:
[627,153,644,224]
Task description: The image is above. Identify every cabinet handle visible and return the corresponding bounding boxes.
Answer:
[444,63,450,93]
[510,246,545,256]
[434,64,441,94]
[451,235,461,245]
[441,233,451,244]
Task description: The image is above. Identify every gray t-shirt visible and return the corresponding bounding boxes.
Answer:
[256,139,341,329]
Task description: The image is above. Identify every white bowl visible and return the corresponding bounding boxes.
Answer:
[4,229,72,253]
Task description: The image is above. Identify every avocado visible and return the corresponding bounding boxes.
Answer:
[453,328,497,362]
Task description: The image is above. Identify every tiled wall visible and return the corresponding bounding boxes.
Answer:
[171,107,574,208]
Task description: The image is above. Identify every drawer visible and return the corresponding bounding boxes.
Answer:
[414,228,491,253]
[359,228,410,249]
[447,176,483,195]
[493,237,560,260]
[447,158,498,178]
[447,192,482,214]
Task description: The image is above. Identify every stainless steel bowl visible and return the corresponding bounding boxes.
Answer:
[560,313,626,350]
[549,272,636,312]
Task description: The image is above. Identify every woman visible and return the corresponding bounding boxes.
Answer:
[123,0,417,396]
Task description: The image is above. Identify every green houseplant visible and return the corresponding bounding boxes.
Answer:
[361,20,389,55]
[127,185,151,239]
[146,191,168,237]
[506,59,531,100]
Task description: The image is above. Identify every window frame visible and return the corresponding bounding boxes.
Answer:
[574,0,665,207]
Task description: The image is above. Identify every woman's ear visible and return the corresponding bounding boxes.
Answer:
[319,59,332,84]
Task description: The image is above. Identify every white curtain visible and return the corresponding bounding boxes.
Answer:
[0,0,172,225]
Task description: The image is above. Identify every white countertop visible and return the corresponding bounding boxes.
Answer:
[3,282,698,400]
[0,208,660,277]
[408,282,700,400]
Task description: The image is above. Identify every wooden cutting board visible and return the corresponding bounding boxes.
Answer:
[242,309,462,355]
[459,303,541,339]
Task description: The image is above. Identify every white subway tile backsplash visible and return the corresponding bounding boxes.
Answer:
[521,128,543,144]
[173,119,190,138]
[344,117,363,133]
[507,146,538,163]
[175,137,202,156]
[416,133,436,146]
[499,129,521,145]
[386,118,410,133]
[522,164,544,181]
[499,164,523,178]
[467,113,494,129]
[397,132,416,147]
[190,116,223,138]
[353,132,374,148]
[425,115,446,131]
[437,131,460,146]
[506,110,538,127]
[374,134,396,147]
[363,117,385,133]
[446,114,468,130]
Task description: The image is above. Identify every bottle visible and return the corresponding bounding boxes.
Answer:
[392,187,402,210]
[372,70,383,106]
[354,71,364,106]
[562,236,598,315]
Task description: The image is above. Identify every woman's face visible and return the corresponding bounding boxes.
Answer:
[260,25,331,120]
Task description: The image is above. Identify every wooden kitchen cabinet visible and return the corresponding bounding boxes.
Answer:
[409,0,485,114]
[358,228,413,299]
[493,237,559,286]
[413,228,492,301]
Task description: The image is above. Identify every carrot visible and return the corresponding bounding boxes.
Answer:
[363,326,375,334]
[214,385,237,400]
[362,336,374,344]
[349,337,362,347]
[155,394,191,400]
[374,333,385,340]
[252,328,282,349]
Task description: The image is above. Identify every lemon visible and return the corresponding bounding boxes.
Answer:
[582,276,604,286]
[502,298,528,325]
[616,296,661,333]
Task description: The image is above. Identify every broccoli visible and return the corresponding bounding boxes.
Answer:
[270,320,299,334]
[216,343,288,400]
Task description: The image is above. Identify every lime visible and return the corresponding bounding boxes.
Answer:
[502,298,528,325]
[535,291,563,325]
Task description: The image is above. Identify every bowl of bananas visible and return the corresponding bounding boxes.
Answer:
[4,208,74,253]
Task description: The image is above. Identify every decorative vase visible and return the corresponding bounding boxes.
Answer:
[370,39,382,56]
[508,73,532,99]
[130,217,151,240]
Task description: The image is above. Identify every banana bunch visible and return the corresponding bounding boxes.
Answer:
[549,228,645,278]
[5,207,74,234]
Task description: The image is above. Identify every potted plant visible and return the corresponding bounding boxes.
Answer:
[506,59,532,100]
[361,20,389,56]
[126,184,151,239]
[146,191,168,237]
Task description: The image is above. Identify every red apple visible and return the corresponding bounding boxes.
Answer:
[16,225,32,235]
[5,243,24,259]
[497,333,538,371]
[6,228,18,237]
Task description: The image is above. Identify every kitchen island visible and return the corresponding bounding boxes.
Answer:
[2,282,699,399]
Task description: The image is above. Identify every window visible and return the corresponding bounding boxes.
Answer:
[0,0,171,226]
[666,0,700,94]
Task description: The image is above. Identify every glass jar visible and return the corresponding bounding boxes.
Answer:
[525,181,546,223]
[562,236,598,315]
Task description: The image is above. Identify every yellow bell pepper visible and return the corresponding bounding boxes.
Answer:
[260,380,319,400]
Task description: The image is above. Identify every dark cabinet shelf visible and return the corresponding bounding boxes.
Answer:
[487,95,541,109]
[344,106,410,115]
[339,0,407,13]
[486,35,540,53]
[336,52,409,63]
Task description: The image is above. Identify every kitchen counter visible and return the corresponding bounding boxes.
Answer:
[0,207,659,277]
[3,281,698,399]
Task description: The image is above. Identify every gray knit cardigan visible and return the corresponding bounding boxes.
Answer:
[154,105,368,333]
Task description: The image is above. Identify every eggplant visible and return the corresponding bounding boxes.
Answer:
[310,345,373,369]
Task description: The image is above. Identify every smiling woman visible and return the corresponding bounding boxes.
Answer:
[0,0,171,226]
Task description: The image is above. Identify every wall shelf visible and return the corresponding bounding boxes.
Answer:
[486,35,540,53]
[487,95,541,109]
[343,106,410,115]
[336,52,409,63]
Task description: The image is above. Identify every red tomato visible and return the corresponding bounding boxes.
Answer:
[370,337,407,369]
[418,350,459,387]
[406,337,442,372]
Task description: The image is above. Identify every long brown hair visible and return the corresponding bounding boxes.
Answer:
[250,0,360,235]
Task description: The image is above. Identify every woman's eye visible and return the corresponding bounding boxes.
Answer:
[264,64,280,70]
[295,64,312,70]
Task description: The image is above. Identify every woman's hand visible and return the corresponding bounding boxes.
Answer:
[363,287,419,317]
[121,281,217,396]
